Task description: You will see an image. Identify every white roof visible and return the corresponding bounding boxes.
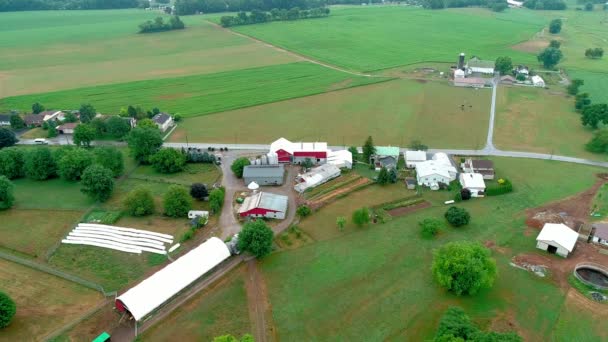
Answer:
[454,69,465,76]
[270,137,327,154]
[405,150,427,162]
[238,191,288,214]
[459,173,486,189]
[116,237,230,321]
[294,164,341,192]
[415,160,452,179]
[327,149,353,168]
[536,223,578,252]
[531,75,544,84]
[270,137,294,154]
[432,152,452,166]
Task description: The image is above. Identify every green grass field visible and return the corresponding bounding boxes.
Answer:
[12,178,95,210]
[260,157,604,340]
[142,268,251,341]
[230,7,547,72]
[0,62,389,117]
[169,79,491,148]
[131,163,221,185]
[494,86,604,160]
[0,259,101,341]
[0,10,296,97]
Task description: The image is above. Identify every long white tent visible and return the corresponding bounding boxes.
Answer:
[115,237,231,321]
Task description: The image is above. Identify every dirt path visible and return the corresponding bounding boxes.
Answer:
[245,259,276,342]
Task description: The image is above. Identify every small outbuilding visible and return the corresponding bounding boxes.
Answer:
[56,122,79,134]
[536,223,578,258]
[459,173,486,197]
[461,158,495,180]
[591,223,608,247]
[0,114,10,126]
[238,192,288,219]
[405,177,416,190]
[243,164,285,186]
[405,150,427,168]
[531,75,545,87]
[371,146,400,170]
[294,164,341,193]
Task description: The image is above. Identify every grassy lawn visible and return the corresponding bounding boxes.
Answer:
[169,79,491,148]
[0,259,101,341]
[494,86,604,160]
[0,209,84,258]
[0,62,389,117]
[0,10,296,98]
[230,7,547,71]
[142,267,251,341]
[590,182,608,218]
[12,178,95,210]
[19,127,47,139]
[131,163,221,185]
[568,69,608,103]
[260,157,604,340]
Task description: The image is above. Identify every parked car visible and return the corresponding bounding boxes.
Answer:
[34,138,48,145]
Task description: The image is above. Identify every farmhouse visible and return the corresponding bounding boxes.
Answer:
[40,110,65,122]
[371,146,400,170]
[115,237,231,322]
[500,75,516,85]
[243,164,285,186]
[461,158,495,180]
[515,65,529,76]
[294,164,341,193]
[238,191,288,219]
[56,122,79,134]
[453,77,489,88]
[459,173,486,197]
[466,57,495,75]
[536,223,578,258]
[532,75,545,87]
[0,114,10,126]
[270,137,328,164]
[152,113,173,132]
[405,150,427,168]
[415,153,457,190]
[24,114,44,127]
[591,223,608,247]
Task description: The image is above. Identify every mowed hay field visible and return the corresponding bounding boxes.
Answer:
[0,259,101,341]
[0,10,297,98]
[260,158,605,340]
[0,62,389,117]
[142,268,251,341]
[169,79,491,148]
[493,86,604,160]
[231,6,547,71]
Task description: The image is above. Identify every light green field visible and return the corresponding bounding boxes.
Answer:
[169,79,491,148]
[12,178,95,210]
[0,62,389,117]
[131,163,221,185]
[261,157,604,340]
[142,268,251,341]
[0,10,296,97]
[230,6,547,72]
[494,86,604,160]
[0,259,101,342]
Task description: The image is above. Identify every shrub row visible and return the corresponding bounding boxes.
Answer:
[485,178,513,196]
[220,7,329,27]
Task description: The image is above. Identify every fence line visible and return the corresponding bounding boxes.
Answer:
[0,250,115,297]
[43,298,111,342]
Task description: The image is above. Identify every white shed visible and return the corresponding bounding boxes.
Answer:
[531,75,545,87]
[405,151,427,168]
[536,223,578,258]
[459,173,486,197]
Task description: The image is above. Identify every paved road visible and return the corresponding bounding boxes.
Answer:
[485,78,498,152]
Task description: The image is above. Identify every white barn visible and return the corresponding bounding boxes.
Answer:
[459,173,486,197]
[405,150,427,168]
[415,161,453,190]
[536,223,578,258]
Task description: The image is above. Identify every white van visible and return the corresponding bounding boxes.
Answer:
[34,138,49,145]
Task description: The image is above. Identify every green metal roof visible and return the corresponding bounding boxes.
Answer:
[375,146,400,157]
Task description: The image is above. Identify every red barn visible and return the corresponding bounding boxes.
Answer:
[238,192,288,219]
[270,138,328,164]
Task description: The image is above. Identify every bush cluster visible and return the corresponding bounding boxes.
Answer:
[139,16,185,33]
[485,178,513,196]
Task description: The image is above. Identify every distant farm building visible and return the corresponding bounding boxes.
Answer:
[591,223,608,247]
[415,153,457,190]
[269,137,351,168]
[0,114,10,126]
[453,77,489,88]
[532,75,545,87]
[40,110,65,122]
[115,237,231,322]
[536,223,578,258]
[459,173,486,197]
[57,122,79,134]
[295,164,341,193]
[238,191,288,219]
[327,149,353,169]
[461,158,495,180]
[371,146,400,170]
[24,114,44,127]
[152,113,174,132]
[466,57,495,75]
[508,0,524,7]
[500,75,517,85]
[405,177,417,190]
[405,150,427,168]
[243,164,285,186]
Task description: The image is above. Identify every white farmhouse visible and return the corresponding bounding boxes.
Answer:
[152,113,174,132]
[531,75,545,87]
[405,150,427,169]
[536,223,578,258]
[459,173,486,197]
[415,161,453,190]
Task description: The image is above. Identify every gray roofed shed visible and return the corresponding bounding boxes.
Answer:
[243,164,285,186]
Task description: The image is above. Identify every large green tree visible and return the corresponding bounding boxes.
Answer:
[231,157,251,178]
[80,165,114,202]
[127,127,163,163]
[25,147,56,180]
[31,102,44,114]
[163,185,192,217]
[190,183,209,201]
[78,103,96,123]
[549,18,562,34]
[445,207,471,227]
[435,306,521,341]
[432,241,497,295]
[537,47,563,69]
[0,176,15,210]
[0,147,25,179]
[0,291,16,328]
[362,136,376,164]
[567,79,584,95]
[73,124,96,147]
[9,115,25,129]
[57,148,93,181]
[581,103,608,128]
[209,187,225,214]
[494,56,513,75]
[586,129,608,153]
[238,219,274,258]
[150,148,186,173]
[94,147,124,177]
[0,128,18,149]
[124,186,155,216]
[106,116,131,138]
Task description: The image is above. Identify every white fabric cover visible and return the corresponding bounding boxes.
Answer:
[116,237,231,321]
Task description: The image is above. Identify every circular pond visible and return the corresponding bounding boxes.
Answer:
[574,263,608,290]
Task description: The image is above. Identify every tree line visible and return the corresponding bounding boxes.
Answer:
[422,0,508,12]
[175,0,326,14]
[139,16,185,33]
[220,7,329,27]
[523,0,567,10]
[0,0,138,12]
